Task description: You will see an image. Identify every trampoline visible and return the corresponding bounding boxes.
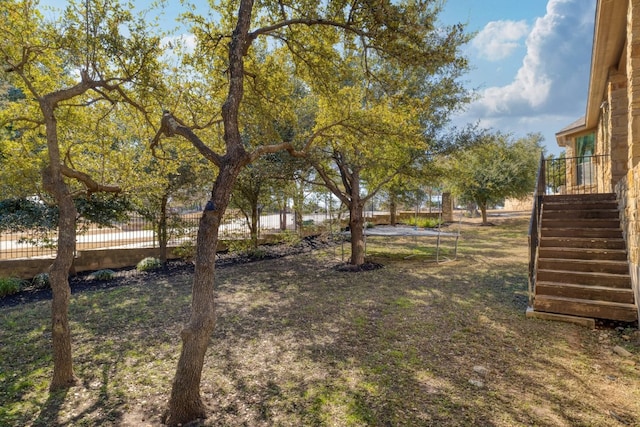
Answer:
[342,225,460,263]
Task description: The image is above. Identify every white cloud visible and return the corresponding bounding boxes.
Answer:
[161,33,197,54]
[452,0,596,153]
[472,20,529,61]
[471,0,595,117]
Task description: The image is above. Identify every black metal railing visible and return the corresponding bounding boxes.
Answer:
[544,154,610,195]
[528,153,545,307]
[527,153,611,307]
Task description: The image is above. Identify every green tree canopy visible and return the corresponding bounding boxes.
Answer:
[152,0,473,424]
[447,131,543,225]
[0,0,164,390]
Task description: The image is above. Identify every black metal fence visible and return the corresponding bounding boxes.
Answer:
[0,210,339,260]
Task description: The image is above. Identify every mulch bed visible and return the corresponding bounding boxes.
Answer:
[0,234,350,308]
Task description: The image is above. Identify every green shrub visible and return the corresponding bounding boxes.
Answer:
[246,247,267,259]
[89,269,116,281]
[227,239,268,259]
[0,277,23,297]
[407,217,442,229]
[32,273,50,289]
[136,257,162,272]
[279,230,301,246]
[227,239,253,254]
[174,240,195,261]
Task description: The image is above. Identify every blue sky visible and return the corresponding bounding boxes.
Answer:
[40,0,595,155]
[439,0,596,155]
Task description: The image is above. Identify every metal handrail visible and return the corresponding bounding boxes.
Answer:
[527,153,611,307]
[544,154,610,195]
[527,152,545,307]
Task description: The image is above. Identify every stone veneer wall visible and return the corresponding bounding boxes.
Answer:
[608,71,629,186]
[615,0,640,321]
[0,247,182,280]
[441,192,453,222]
[615,171,640,321]
[564,145,577,194]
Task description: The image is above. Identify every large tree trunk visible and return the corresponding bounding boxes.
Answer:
[349,201,366,265]
[164,208,218,424]
[165,163,243,425]
[42,102,78,390]
[348,170,365,266]
[165,1,253,422]
[49,189,78,390]
[163,0,257,421]
[389,195,397,226]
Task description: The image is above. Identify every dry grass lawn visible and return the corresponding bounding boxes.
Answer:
[1,211,639,426]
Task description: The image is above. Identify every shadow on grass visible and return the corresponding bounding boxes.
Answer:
[202,252,637,426]
[0,276,191,426]
[31,362,127,426]
[2,214,637,426]
[32,388,68,427]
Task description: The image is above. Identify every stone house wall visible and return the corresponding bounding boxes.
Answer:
[610,0,640,320]
[557,0,640,320]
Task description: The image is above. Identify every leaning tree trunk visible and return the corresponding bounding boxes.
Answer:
[164,209,218,424]
[164,163,243,425]
[42,102,78,390]
[165,1,253,423]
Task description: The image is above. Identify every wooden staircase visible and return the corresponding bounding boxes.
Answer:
[531,193,638,322]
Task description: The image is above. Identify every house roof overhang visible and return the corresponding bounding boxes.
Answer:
[556,116,586,147]
[585,0,627,129]
[556,0,627,146]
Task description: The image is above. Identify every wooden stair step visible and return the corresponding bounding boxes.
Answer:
[542,209,619,219]
[537,247,627,261]
[536,269,631,288]
[535,282,635,304]
[539,237,625,249]
[540,228,623,239]
[537,258,629,274]
[532,192,637,323]
[533,295,637,322]
[542,218,621,228]
[543,202,619,211]
[542,194,617,203]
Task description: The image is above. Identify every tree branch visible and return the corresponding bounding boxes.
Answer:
[310,157,350,206]
[248,18,367,44]
[60,164,120,194]
[153,111,223,167]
